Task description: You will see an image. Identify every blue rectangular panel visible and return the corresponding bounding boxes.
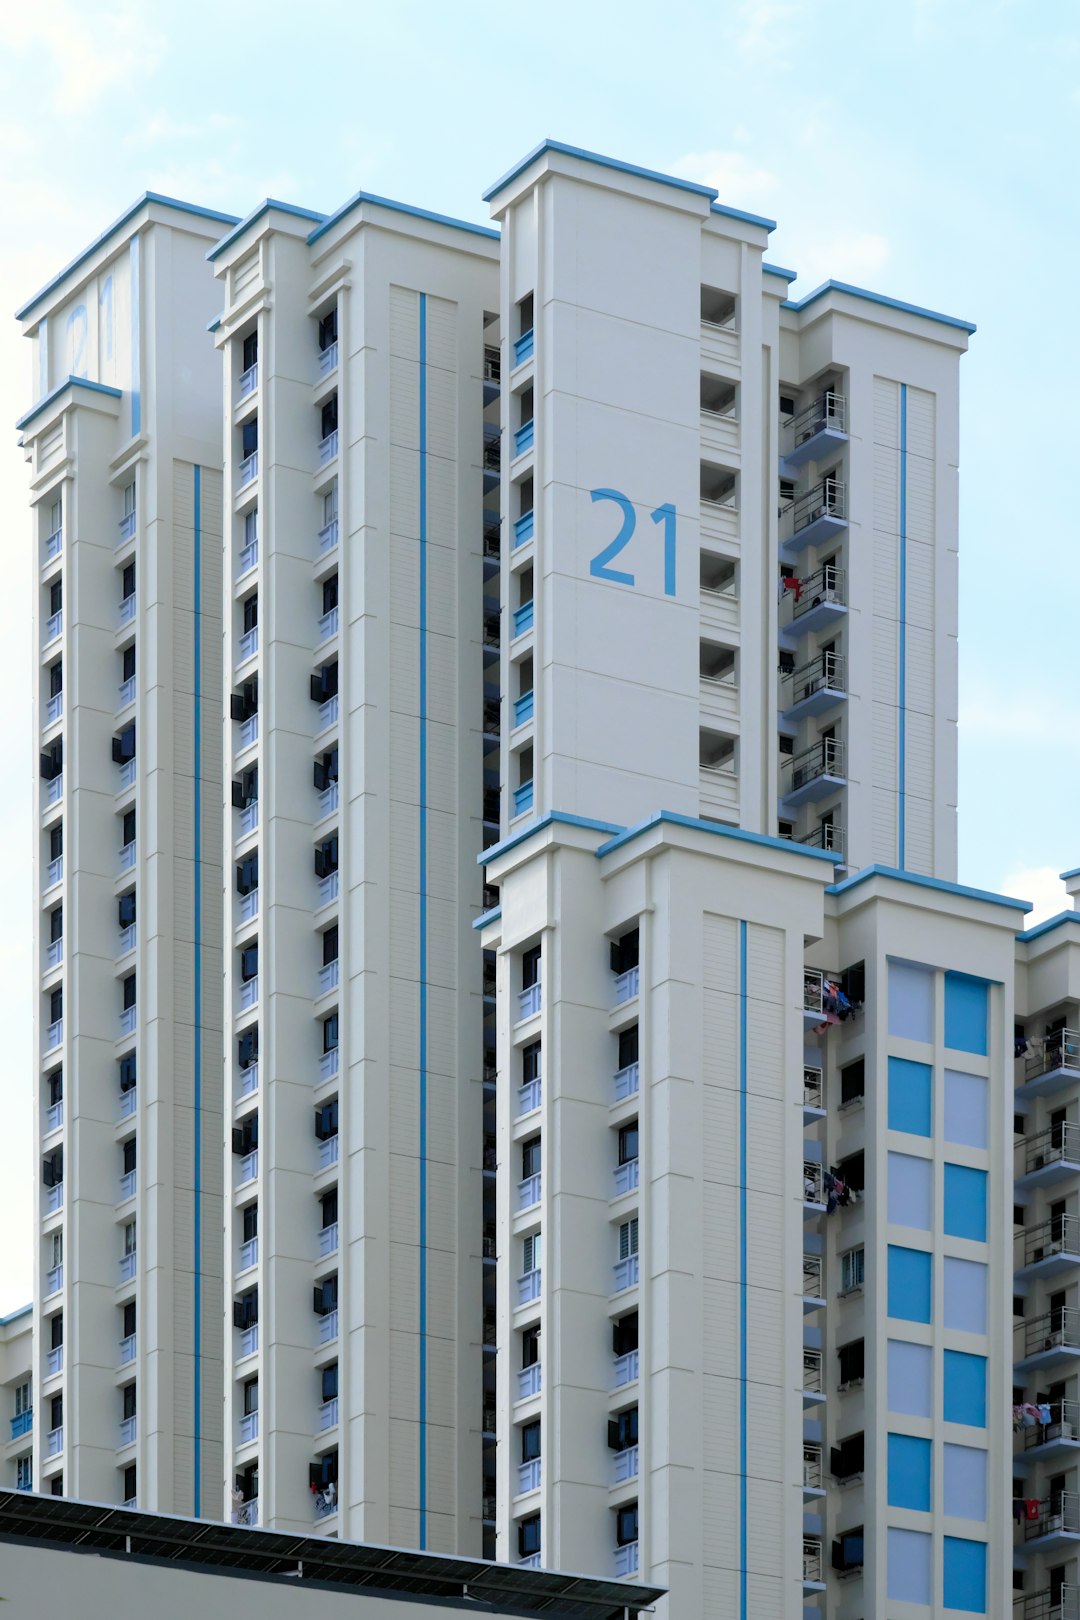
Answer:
[888,1431,932,1511]
[944,1164,987,1242]
[888,1526,932,1605]
[944,1535,987,1613]
[888,1339,932,1417]
[944,972,989,1056]
[888,1056,932,1136]
[944,1257,987,1334]
[888,959,934,1043]
[944,1069,988,1148]
[944,1443,987,1522]
[888,1244,932,1324]
[888,1151,933,1230]
[944,1350,986,1427]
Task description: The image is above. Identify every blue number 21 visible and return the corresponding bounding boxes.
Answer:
[589,488,677,597]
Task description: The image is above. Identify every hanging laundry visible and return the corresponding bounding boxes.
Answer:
[1039,1402,1053,1424]
[1012,1498,1026,1523]
[1025,1499,1041,1521]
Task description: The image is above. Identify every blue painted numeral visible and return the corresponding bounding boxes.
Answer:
[650,502,677,597]
[588,488,636,586]
[66,304,88,377]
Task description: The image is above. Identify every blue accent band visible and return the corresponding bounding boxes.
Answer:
[471,907,502,931]
[595,810,842,864]
[762,263,798,281]
[130,237,141,438]
[898,383,907,868]
[15,375,121,432]
[308,192,498,247]
[781,278,975,334]
[738,920,748,1620]
[192,464,203,1516]
[826,862,1032,912]
[206,197,327,261]
[418,291,429,1547]
[1017,910,1080,943]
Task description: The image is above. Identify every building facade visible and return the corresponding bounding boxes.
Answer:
[12,139,1073,1620]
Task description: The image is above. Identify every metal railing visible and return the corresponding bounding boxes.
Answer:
[238,363,258,398]
[483,347,500,383]
[781,650,846,710]
[318,1398,339,1432]
[784,476,847,538]
[516,1077,542,1117]
[614,1062,640,1102]
[803,1445,823,1491]
[803,1537,823,1584]
[517,1173,541,1211]
[518,1268,541,1305]
[1019,1215,1080,1268]
[803,1161,824,1205]
[233,1498,259,1527]
[319,341,338,376]
[1022,1122,1080,1174]
[614,966,640,1005]
[804,1066,823,1108]
[238,451,258,486]
[1026,1492,1080,1540]
[1025,1030,1080,1082]
[518,1362,542,1400]
[785,737,846,794]
[797,822,845,856]
[319,430,339,465]
[789,390,847,447]
[318,518,339,554]
[1019,1308,1080,1358]
[613,1349,639,1388]
[803,1348,823,1393]
[788,563,847,622]
[1016,1589,1080,1620]
[1023,1399,1080,1452]
[803,1254,823,1298]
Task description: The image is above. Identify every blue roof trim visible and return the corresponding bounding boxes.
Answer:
[16,193,239,321]
[1061,866,1080,881]
[16,374,122,432]
[471,906,502,931]
[827,863,1031,912]
[0,1304,31,1326]
[207,198,327,262]
[708,200,777,231]
[595,810,840,863]
[782,278,976,335]
[477,810,624,866]
[483,139,720,206]
[207,314,222,333]
[1017,910,1080,944]
[763,263,798,281]
[308,189,499,245]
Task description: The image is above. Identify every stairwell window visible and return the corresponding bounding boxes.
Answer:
[619,1218,639,1260]
[837,1337,865,1389]
[518,1514,541,1558]
[523,1233,541,1275]
[840,1246,865,1295]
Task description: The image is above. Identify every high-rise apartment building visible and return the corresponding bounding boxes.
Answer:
[12,139,1075,1620]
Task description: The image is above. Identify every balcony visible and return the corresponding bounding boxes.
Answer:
[1019,1125,1080,1191]
[700,582,739,639]
[234,1498,259,1528]
[780,651,847,721]
[614,1542,639,1579]
[119,509,137,543]
[119,1251,136,1283]
[517,1173,541,1212]
[513,690,535,728]
[513,779,534,818]
[613,1255,639,1293]
[1017,1588,1080,1620]
[44,692,62,726]
[318,1136,340,1171]
[318,960,340,996]
[45,1101,63,1133]
[803,1348,825,1406]
[317,695,339,734]
[1025,1492,1080,1548]
[613,1062,640,1103]
[613,1349,639,1388]
[44,610,62,645]
[46,1425,63,1458]
[803,1254,825,1310]
[117,675,136,708]
[118,1170,136,1202]
[238,451,258,487]
[781,738,846,807]
[318,1397,339,1432]
[512,600,534,637]
[1016,1309,1080,1373]
[517,982,541,1021]
[319,1048,339,1083]
[1022,1400,1080,1464]
[44,774,63,809]
[781,563,847,635]
[238,1324,259,1357]
[237,1151,258,1187]
[239,976,259,1011]
[119,840,137,872]
[45,855,62,889]
[236,714,258,751]
[513,511,535,548]
[804,1065,824,1121]
[802,1537,826,1591]
[516,1077,542,1118]
[237,890,258,927]
[316,782,338,821]
[238,363,258,400]
[784,390,848,470]
[237,539,258,579]
[517,1457,541,1494]
[614,1158,640,1198]
[319,430,339,466]
[45,1183,63,1214]
[10,1411,32,1441]
[44,1264,62,1296]
[781,477,848,552]
[237,801,259,837]
[313,1486,338,1520]
[318,605,339,644]
[514,420,534,458]
[513,329,534,367]
[699,759,739,816]
[699,667,739,727]
[45,527,62,561]
[119,592,136,626]
[119,1005,137,1037]
[790,822,846,863]
[239,1236,258,1272]
[115,757,136,792]
[319,1222,339,1257]
[118,923,136,956]
[238,1061,258,1097]
[614,966,640,1005]
[1017,1216,1080,1281]
[45,1346,63,1377]
[239,1411,259,1445]
[45,938,63,971]
[45,1018,63,1053]
[237,627,258,665]
[119,1414,136,1447]
[612,1445,638,1486]
[119,1333,136,1366]
[119,1086,137,1120]
[803,1160,826,1214]
[319,870,339,908]
[1018,1030,1080,1099]
[319,341,339,376]
[517,1268,541,1307]
[803,1445,825,1499]
[700,401,739,460]
[699,494,738,548]
[318,518,339,555]
[317,1309,339,1345]
[517,1362,542,1401]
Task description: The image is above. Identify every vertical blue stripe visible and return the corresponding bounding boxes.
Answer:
[192,464,203,1516]
[738,920,748,1620]
[130,237,141,438]
[897,382,907,869]
[417,292,429,1548]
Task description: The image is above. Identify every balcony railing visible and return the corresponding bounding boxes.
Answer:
[10,1411,32,1441]
[119,840,136,872]
[318,1136,340,1171]
[237,626,258,663]
[45,1183,63,1214]
[516,1077,542,1117]
[317,1309,338,1345]
[119,1333,136,1365]
[613,1255,639,1293]
[318,960,340,996]
[803,1348,823,1395]
[1018,1587,1080,1620]
[233,1498,259,1527]
[614,1542,639,1578]
[237,539,258,579]
[517,1267,541,1306]
[45,1101,63,1133]
[238,451,258,487]
[118,1170,136,1202]
[119,1251,136,1282]
[513,600,534,637]
[119,510,137,542]
[517,982,541,1020]
[514,510,535,547]
[237,891,258,927]
[44,610,62,645]
[1025,1030,1080,1083]
[803,1537,824,1585]
[319,341,339,376]
[514,420,535,457]
[45,1346,63,1377]
[1023,1399,1080,1452]
[780,650,846,712]
[238,363,258,399]
[318,1397,339,1432]
[1026,1492,1080,1541]
[1019,1308,1080,1359]
[45,528,62,560]
[804,1066,823,1109]
[239,1324,259,1357]
[783,476,847,542]
[46,1424,63,1458]
[804,1444,823,1491]
[119,592,136,626]
[44,774,63,808]
[319,1222,339,1257]
[803,1254,823,1298]
[517,1457,541,1494]
[118,676,136,708]
[1022,1122,1080,1174]
[45,855,62,888]
[313,1487,338,1519]
[319,871,340,908]
[614,966,640,1005]
[784,738,846,798]
[518,1173,541,1211]
[317,783,338,820]
[239,977,259,1011]
[318,518,339,554]
[44,693,62,726]
[614,1062,640,1102]
[119,1086,137,1120]
[513,781,534,817]
[789,390,847,449]
[118,923,136,955]
[119,1005,137,1037]
[614,1159,640,1197]
[319,431,339,466]
[319,1047,339,1083]
[45,1018,63,1052]
[318,606,339,644]
[612,1445,638,1485]
[803,1161,825,1206]
[237,1151,258,1186]
[317,695,339,733]
[514,690,535,727]
[44,1264,62,1296]
[787,563,847,623]
[238,802,259,837]
[238,1061,258,1097]
[517,1362,542,1400]
[120,1414,136,1447]
[239,1237,258,1271]
[236,714,258,751]
[45,938,63,970]
[239,1411,259,1444]
[614,1349,639,1388]
[117,757,137,791]
[514,329,534,366]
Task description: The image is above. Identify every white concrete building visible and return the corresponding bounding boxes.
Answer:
[0,1307,34,1495]
[14,138,1069,1620]
[15,192,234,1515]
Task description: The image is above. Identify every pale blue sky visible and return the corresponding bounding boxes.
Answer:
[0,0,1075,1308]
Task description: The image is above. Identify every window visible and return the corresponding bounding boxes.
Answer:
[51,1315,63,1349]
[48,1070,63,1105]
[244,508,258,546]
[16,1457,32,1491]
[517,294,534,337]
[121,644,135,683]
[122,973,136,1011]
[838,1338,865,1387]
[323,1013,339,1054]
[234,1288,259,1329]
[521,1325,540,1368]
[616,1503,638,1546]
[522,945,541,990]
[608,1407,638,1452]
[320,1189,338,1229]
[610,928,640,975]
[832,1526,864,1572]
[322,1364,338,1403]
[618,1026,639,1068]
[240,944,258,982]
[122,1301,136,1338]
[322,575,339,616]
[122,1138,136,1175]
[322,925,339,966]
[123,1221,136,1257]
[315,1101,339,1141]
[13,1381,31,1417]
[521,1419,541,1462]
[1014,1295,1025,1318]
[518,1514,540,1558]
[315,835,339,879]
[122,808,136,847]
[49,577,62,615]
[618,1122,639,1165]
[313,1276,338,1316]
[123,1383,136,1421]
[236,854,258,896]
[840,1246,865,1294]
[840,1059,865,1105]
[831,1432,864,1481]
[123,1464,137,1503]
[618,1218,639,1260]
[118,1053,136,1093]
[310,661,338,703]
[48,1232,62,1269]
[122,480,135,519]
[49,988,63,1025]
[318,309,338,353]
[112,723,136,765]
[242,1204,258,1244]
[613,1312,638,1356]
[837,1150,864,1193]
[49,824,62,861]
[118,892,136,929]
[238,1029,258,1070]
[241,418,258,458]
[42,1148,63,1187]
[232,1116,258,1156]
[320,396,338,440]
[522,1041,541,1083]
[48,660,62,698]
[243,1378,259,1417]
[242,593,258,634]
[242,331,258,372]
[49,907,62,944]
[323,485,338,526]
[523,1233,541,1275]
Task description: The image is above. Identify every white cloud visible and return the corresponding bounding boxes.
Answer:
[734,0,802,67]
[131,112,238,146]
[671,149,779,209]
[7,4,166,114]
[1000,865,1070,925]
